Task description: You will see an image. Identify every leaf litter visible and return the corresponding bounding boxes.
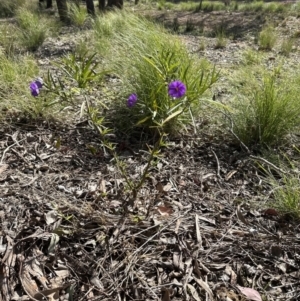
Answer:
[0,120,300,301]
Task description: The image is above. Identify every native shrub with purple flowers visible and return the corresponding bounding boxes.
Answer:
[124,48,219,134]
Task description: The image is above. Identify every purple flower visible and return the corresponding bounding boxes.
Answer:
[168,80,186,98]
[35,77,43,89]
[127,93,138,108]
[29,78,43,97]
[30,82,39,97]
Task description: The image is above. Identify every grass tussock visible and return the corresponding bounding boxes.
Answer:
[0,0,25,17]
[270,175,300,221]
[228,69,300,147]
[241,49,263,66]
[69,3,89,27]
[280,38,294,57]
[0,24,20,57]
[16,8,59,51]
[258,25,277,51]
[214,29,227,49]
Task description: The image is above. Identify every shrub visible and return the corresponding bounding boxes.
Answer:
[93,12,218,136]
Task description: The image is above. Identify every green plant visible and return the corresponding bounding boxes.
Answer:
[0,53,41,117]
[259,26,277,51]
[215,29,227,49]
[16,8,57,51]
[128,52,218,134]
[172,17,180,32]
[185,18,195,33]
[0,0,25,17]
[0,24,20,57]
[280,38,294,57]
[69,3,88,27]
[24,51,110,118]
[241,49,262,65]
[229,71,300,147]
[199,38,206,51]
[101,13,218,135]
[58,52,106,89]
[270,175,300,220]
[157,0,166,10]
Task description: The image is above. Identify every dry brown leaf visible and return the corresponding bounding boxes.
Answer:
[157,206,173,216]
[161,287,171,301]
[99,179,106,193]
[163,183,172,192]
[174,218,181,234]
[197,215,216,225]
[156,182,167,195]
[45,210,58,225]
[193,276,214,300]
[225,170,237,181]
[187,283,201,301]
[236,285,262,301]
[195,215,202,250]
[0,164,8,175]
[263,208,279,217]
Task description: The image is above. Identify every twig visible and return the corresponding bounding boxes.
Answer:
[250,155,286,174]
[78,286,94,301]
[211,149,221,178]
[229,118,250,154]
[0,139,26,164]
[205,102,251,154]
[125,215,183,274]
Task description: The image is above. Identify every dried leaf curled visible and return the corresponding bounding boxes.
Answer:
[236,285,262,301]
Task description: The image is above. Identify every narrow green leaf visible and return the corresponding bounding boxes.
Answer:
[161,109,183,125]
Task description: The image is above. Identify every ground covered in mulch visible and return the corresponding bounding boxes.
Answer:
[1,7,300,301]
[1,118,300,301]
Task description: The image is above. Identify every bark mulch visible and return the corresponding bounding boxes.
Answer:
[1,119,300,301]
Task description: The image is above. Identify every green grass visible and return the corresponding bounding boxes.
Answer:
[258,25,277,51]
[140,0,292,13]
[228,69,300,147]
[0,53,39,117]
[0,0,25,17]
[16,7,59,51]
[0,23,20,57]
[199,38,206,51]
[69,3,89,27]
[241,49,263,65]
[215,29,227,49]
[280,38,294,57]
[270,175,300,220]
